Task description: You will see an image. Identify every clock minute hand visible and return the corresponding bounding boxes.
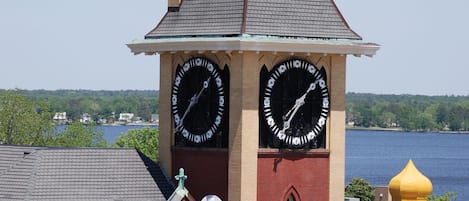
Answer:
[281,80,320,131]
[194,76,211,102]
[176,77,211,132]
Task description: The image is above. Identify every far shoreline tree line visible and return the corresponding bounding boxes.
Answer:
[347,93,469,132]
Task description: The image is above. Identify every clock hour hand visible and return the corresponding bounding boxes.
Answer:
[176,77,211,132]
[281,79,320,132]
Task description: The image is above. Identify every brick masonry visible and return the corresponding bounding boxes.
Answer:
[257,149,330,201]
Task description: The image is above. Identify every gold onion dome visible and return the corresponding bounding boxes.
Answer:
[389,160,432,201]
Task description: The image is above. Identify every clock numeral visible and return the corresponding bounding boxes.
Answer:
[308,65,316,74]
[174,76,181,86]
[183,63,190,72]
[293,60,301,68]
[219,96,224,107]
[172,95,178,105]
[195,58,202,66]
[182,129,189,137]
[278,65,287,73]
[207,63,214,72]
[263,97,271,108]
[215,77,222,87]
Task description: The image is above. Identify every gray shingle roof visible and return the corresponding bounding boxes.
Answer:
[0,145,174,201]
[147,0,244,37]
[145,0,361,40]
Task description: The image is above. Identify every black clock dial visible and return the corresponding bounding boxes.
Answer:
[262,59,329,148]
[171,57,226,145]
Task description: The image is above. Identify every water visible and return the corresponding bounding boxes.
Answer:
[100,125,157,144]
[346,130,469,199]
[57,125,157,144]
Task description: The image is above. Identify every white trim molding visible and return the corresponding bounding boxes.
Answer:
[127,36,380,57]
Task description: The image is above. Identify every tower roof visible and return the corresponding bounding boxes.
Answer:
[146,0,361,40]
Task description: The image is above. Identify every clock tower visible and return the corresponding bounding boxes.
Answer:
[128,1,379,200]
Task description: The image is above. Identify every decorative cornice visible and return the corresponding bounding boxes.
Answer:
[127,36,380,57]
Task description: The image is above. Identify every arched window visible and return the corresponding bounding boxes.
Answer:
[283,185,301,201]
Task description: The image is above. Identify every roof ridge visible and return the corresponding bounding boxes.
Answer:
[0,149,37,177]
[0,150,40,200]
[240,0,248,33]
[25,150,43,200]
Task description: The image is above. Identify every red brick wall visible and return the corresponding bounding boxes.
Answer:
[257,149,330,201]
[172,147,228,201]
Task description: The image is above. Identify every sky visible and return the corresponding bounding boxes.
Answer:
[1,0,468,95]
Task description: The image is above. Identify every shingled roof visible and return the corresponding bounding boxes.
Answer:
[145,0,361,40]
[0,145,175,201]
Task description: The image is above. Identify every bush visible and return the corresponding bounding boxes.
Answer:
[113,127,158,161]
[345,178,375,201]
[427,192,458,201]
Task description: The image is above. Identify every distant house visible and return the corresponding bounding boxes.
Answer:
[53,112,67,124]
[119,113,134,123]
[151,114,159,124]
[80,113,92,123]
[0,145,175,200]
[107,112,116,124]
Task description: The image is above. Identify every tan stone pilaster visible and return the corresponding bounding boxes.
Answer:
[159,53,173,176]
[328,54,346,201]
[228,52,259,201]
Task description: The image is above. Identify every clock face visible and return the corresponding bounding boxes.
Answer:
[171,57,226,145]
[261,59,329,148]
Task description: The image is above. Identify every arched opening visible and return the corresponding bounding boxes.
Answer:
[282,185,301,201]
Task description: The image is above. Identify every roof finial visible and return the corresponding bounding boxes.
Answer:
[174,168,189,197]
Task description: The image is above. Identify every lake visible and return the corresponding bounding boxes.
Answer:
[346,130,469,199]
[101,126,469,199]
[100,125,157,144]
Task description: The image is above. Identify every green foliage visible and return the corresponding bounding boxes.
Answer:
[0,90,54,145]
[0,90,108,147]
[53,122,107,147]
[427,192,458,201]
[113,127,158,161]
[7,89,159,121]
[346,93,469,132]
[345,178,375,201]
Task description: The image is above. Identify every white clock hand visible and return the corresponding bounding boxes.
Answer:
[281,79,320,132]
[176,77,211,132]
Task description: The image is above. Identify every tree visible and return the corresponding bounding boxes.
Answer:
[0,90,53,145]
[436,103,449,125]
[427,192,458,201]
[53,122,107,147]
[113,127,158,161]
[345,178,375,201]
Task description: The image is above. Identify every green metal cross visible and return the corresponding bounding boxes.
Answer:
[175,168,188,195]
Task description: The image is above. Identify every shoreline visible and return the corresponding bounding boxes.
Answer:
[346,126,469,134]
[101,122,158,127]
